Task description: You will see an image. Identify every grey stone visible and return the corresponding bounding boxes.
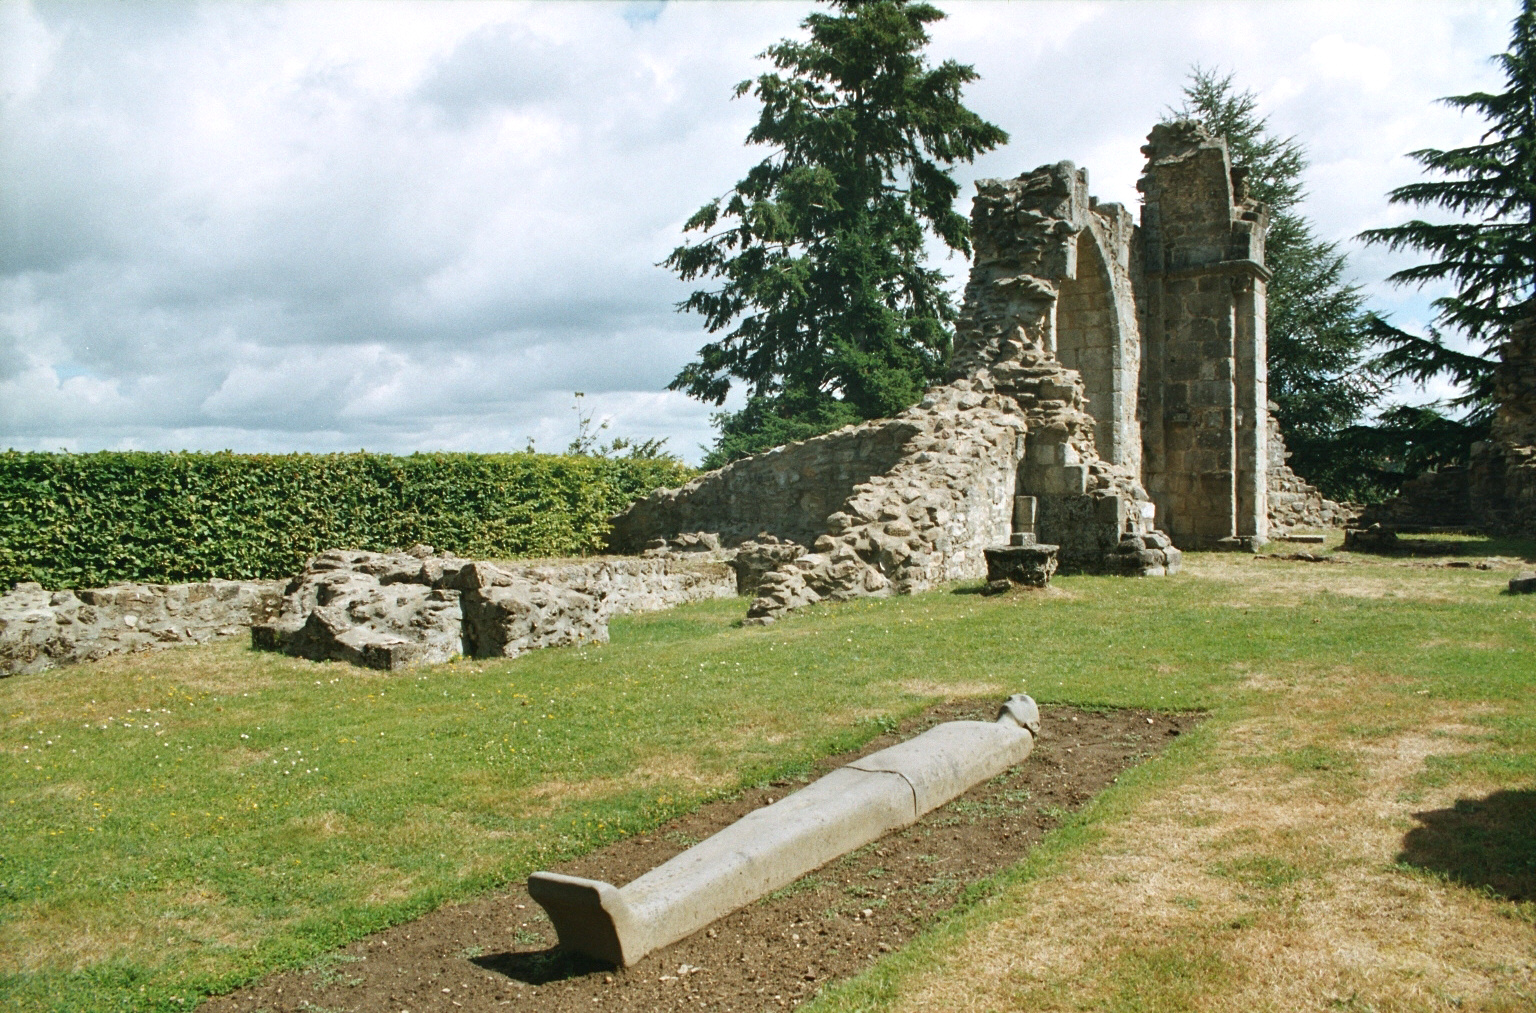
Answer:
[528,696,1040,967]
[2,578,284,678]
[984,544,1060,588]
[255,550,735,670]
[1342,524,1399,553]
[1510,571,1536,594]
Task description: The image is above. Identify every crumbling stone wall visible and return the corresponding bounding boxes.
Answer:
[743,383,1025,620]
[3,548,735,677]
[254,547,737,670]
[1,578,284,677]
[608,423,915,552]
[1265,412,1354,532]
[1355,469,1472,531]
[1350,317,1535,537]
[1479,315,1536,536]
[613,384,1026,623]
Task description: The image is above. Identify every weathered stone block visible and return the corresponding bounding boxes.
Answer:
[984,544,1060,588]
[461,582,605,659]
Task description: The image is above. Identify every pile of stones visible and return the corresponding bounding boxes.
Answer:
[1102,531,1183,576]
[3,545,738,679]
[252,547,606,669]
[254,546,738,670]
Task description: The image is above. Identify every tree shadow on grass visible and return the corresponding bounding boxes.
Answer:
[1398,789,1536,901]
[473,947,614,984]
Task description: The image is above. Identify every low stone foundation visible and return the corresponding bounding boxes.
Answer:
[3,548,737,678]
[1,578,285,677]
[254,547,738,670]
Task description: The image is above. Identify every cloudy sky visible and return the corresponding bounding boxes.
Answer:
[0,1,1519,462]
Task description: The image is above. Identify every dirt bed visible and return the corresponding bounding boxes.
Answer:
[202,703,1199,1013]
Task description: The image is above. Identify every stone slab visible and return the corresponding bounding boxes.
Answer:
[528,696,1040,967]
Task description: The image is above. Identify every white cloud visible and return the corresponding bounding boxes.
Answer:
[0,0,1520,461]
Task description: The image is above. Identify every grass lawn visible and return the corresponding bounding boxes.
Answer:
[2,533,1533,1012]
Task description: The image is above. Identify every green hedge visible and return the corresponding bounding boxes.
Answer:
[0,451,695,590]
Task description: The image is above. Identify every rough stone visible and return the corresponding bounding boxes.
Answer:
[255,549,736,670]
[1,578,285,678]
[983,544,1060,587]
[1341,524,1400,553]
[1509,571,1536,594]
[727,539,808,596]
[1266,409,1355,533]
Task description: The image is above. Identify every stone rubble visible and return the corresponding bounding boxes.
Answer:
[1,578,284,678]
[1102,530,1183,577]
[982,544,1060,588]
[253,546,737,670]
[3,544,739,678]
[1265,411,1355,533]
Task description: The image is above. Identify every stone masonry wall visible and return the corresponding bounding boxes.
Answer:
[1480,315,1536,536]
[611,384,1026,623]
[1137,122,1271,549]
[607,423,915,552]
[1265,411,1354,532]
[3,550,735,677]
[1,578,285,678]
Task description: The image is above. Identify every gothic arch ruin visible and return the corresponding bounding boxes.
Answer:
[609,122,1345,621]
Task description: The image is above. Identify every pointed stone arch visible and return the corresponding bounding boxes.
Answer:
[1052,210,1141,471]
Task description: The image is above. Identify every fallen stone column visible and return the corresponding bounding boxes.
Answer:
[527,695,1041,967]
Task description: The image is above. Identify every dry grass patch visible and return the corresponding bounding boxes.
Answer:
[844,548,1536,1013]
[894,679,1009,699]
[887,712,1532,1012]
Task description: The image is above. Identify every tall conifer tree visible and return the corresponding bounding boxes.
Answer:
[664,1,1006,467]
[1360,0,1535,411]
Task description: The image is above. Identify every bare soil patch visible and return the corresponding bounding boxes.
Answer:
[200,702,1197,1013]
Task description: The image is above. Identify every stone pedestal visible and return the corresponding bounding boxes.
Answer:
[984,543,1060,588]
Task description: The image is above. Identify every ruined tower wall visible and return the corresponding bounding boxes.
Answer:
[1136,123,1271,549]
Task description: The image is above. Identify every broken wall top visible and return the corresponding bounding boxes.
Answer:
[1137,120,1269,275]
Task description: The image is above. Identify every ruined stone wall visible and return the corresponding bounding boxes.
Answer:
[1,579,285,677]
[609,384,1026,622]
[1265,412,1354,531]
[2,551,736,677]
[1137,122,1270,549]
[496,555,738,615]
[1480,315,1536,535]
[1351,317,1535,537]
[607,420,916,552]
[605,125,1290,622]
